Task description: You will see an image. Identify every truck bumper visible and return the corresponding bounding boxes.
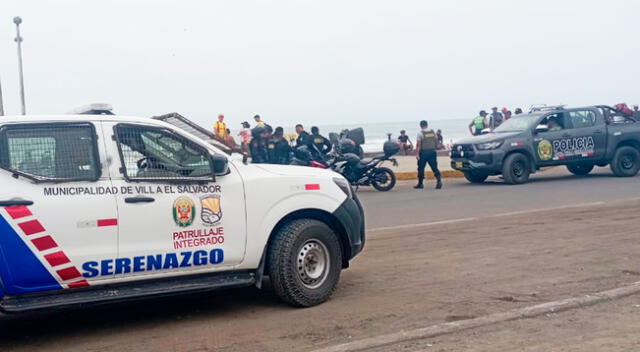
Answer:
[451,150,505,174]
[333,193,365,262]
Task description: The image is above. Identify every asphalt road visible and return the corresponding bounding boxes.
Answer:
[2,166,640,352]
[358,166,640,229]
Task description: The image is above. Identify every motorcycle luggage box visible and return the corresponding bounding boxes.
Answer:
[383,140,400,157]
[347,128,365,145]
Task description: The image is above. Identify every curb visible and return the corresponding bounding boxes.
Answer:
[396,170,463,180]
[313,281,640,352]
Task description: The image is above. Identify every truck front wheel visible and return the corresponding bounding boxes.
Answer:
[502,153,530,184]
[267,219,342,307]
[464,171,488,184]
[567,164,594,176]
[611,146,640,177]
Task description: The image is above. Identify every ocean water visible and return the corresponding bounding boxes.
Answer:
[314,119,470,152]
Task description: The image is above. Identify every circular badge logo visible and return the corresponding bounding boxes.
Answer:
[173,196,196,227]
[537,140,553,161]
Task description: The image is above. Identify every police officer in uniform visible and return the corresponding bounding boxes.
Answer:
[249,126,269,164]
[267,127,292,164]
[309,126,332,156]
[415,120,442,189]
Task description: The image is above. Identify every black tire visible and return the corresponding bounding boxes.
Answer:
[464,171,488,184]
[566,164,594,176]
[502,153,530,184]
[371,167,396,191]
[267,219,342,307]
[610,146,640,177]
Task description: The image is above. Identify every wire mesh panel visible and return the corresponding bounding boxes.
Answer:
[114,124,213,182]
[0,123,100,182]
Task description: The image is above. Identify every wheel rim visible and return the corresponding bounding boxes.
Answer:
[296,240,330,289]
[621,154,635,170]
[512,161,525,177]
[374,170,391,187]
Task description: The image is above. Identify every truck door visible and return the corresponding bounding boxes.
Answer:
[102,122,246,280]
[564,109,607,162]
[0,122,118,294]
[533,112,570,166]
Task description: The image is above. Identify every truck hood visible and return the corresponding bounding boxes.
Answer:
[455,132,523,145]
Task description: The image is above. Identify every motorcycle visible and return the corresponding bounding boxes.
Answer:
[290,145,330,169]
[329,138,399,192]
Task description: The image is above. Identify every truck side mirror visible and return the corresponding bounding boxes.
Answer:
[211,153,229,176]
[535,125,549,134]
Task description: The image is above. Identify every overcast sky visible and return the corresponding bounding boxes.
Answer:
[1,0,639,128]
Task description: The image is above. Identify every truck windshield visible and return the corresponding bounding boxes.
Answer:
[494,114,541,133]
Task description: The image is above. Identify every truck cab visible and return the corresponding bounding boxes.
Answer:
[0,115,365,312]
[452,106,640,184]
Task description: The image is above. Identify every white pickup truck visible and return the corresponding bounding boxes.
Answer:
[0,114,365,312]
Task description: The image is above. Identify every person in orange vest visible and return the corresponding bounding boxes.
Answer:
[214,114,227,138]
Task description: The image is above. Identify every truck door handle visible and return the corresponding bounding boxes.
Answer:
[124,197,155,204]
[594,130,603,134]
[562,133,571,138]
[0,200,34,207]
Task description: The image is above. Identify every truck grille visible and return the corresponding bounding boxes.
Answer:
[450,144,474,159]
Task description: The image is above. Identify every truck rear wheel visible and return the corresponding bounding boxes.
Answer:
[567,164,594,176]
[611,146,640,177]
[502,153,530,185]
[267,219,342,307]
[464,171,488,184]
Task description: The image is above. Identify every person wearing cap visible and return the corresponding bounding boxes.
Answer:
[489,107,504,130]
[214,114,227,138]
[503,109,512,121]
[514,108,524,115]
[469,110,488,136]
[254,114,266,127]
[414,120,442,190]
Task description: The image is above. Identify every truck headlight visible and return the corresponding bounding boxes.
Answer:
[475,141,503,150]
[333,177,353,198]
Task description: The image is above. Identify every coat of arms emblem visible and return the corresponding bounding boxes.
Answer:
[172,196,196,227]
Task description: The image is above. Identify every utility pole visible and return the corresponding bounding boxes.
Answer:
[14,16,26,115]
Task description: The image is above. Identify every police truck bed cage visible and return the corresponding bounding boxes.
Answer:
[152,112,236,155]
[529,104,565,112]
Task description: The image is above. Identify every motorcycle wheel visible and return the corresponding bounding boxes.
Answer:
[371,167,396,192]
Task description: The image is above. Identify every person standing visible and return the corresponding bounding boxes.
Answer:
[489,106,503,130]
[633,105,639,120]
[503,110,512,121]
[469,110,488,136]
[310,126,332,155]
[238,121,252,153]
[249,126,269,164]
[414,120,442,190]
[295,124,311,148]
[254,114,266,126]
[436,129,444,150]
[514,108,523,115]
[214,114,227,138]
[267,127,292,164]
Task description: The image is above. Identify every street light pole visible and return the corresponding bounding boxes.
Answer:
[14,16,26,115]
